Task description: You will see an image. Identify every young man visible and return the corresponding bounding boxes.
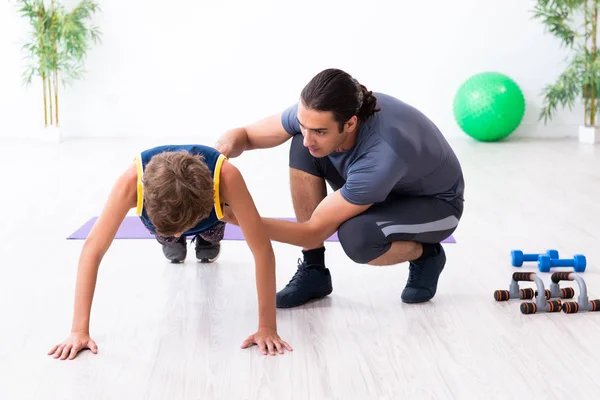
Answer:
[216,68,465,308]
[48,145,292,360]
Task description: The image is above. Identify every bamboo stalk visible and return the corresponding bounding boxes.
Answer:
[37,7,47,126]
[591,2,598,126]
[585,99,589,125]
[54,71,59,126]
[585,1,589,125]
[48,76,53,125]
[49,0,57,127]
[42,73,48,127]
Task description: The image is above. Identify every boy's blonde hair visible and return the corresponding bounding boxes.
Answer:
[143,151,214,236]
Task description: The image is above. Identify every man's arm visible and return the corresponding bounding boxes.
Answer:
[219,160,292,355]
[253,150,402,248]
[215,113,292,158]
[261,190,372,249]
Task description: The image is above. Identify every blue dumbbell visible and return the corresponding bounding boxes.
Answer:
[511,249,559,267]
[538,254,587,273]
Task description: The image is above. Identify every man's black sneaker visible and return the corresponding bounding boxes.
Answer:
[193,235,221,263]
[401,243,446,303]
[276,259,333,308]
[162,236,187,263]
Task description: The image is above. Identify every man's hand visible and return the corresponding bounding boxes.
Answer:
[214,140,232,159]
[48,332,98,360]
[214,115,292,159]
[241,328,293,356]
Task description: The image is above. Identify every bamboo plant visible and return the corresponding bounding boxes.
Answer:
[532,0,600,126]
[16,0,101,127]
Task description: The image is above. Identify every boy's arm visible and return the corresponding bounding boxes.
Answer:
[49,164,137,360]
[219,160,292,355]
[72,164,138,332]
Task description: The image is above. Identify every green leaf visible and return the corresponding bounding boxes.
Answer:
[532,2,579,47]
[14,0,101,123]
[533,0,600,124]
[539,64,583,123]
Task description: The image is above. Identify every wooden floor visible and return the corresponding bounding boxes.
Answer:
[1,136,600,399]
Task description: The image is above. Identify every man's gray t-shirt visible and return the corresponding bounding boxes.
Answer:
[281,92,464,206]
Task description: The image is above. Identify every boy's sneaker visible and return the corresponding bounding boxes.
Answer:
[193,235,221,263]
[276,259,333,308]
[162,236,187,263]
[401,243,446,303]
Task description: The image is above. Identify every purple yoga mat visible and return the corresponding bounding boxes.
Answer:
[67,216,456,243]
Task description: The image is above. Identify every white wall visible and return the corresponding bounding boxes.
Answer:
[0,0,581,141]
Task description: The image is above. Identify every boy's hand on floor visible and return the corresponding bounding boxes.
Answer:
[241,328,293,356]
[48,332,98,360]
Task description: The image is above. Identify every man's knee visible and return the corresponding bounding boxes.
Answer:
[289,134,345,190]
[338,216,390,264]
[289,133,319,175]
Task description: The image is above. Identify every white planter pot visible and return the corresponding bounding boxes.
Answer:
[578,125,600,144]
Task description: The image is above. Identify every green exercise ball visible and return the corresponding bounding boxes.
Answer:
[453,72,526,142]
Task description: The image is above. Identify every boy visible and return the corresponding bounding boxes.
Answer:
[48,144,292,360]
